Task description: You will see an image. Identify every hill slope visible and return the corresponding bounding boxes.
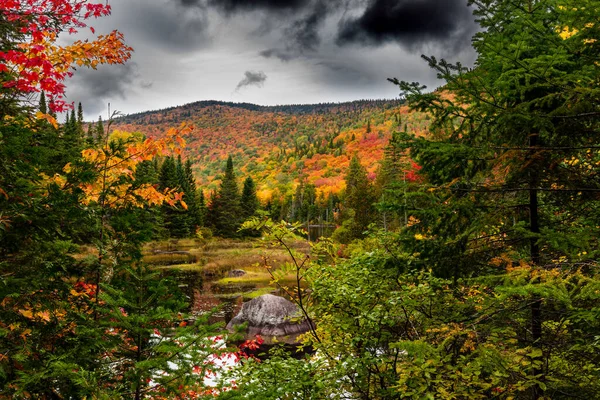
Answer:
[113,99,430,199]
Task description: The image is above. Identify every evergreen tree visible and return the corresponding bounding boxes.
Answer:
[183,159,202,231]
[209,156,241,237]
[159,156,178,236]
[375,129,419,230]
[341,155,375,241]
[63,107,85,162]
[75,102,85,140]
[38,91,47,114]
[86,121,95,146]
[158,156,190,237]
[96,116,105,145]
[387,0,600,397]
[240,177,259,219]
[77,102,84,126]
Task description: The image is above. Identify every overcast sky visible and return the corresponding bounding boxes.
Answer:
[65,0,479,119]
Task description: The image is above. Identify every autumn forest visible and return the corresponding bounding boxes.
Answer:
[1,1,600,399]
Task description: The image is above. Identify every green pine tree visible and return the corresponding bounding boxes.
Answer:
[209,156,241,237]
[183,159,203,229]
[38,91,47,114]
[86,121,95,146]
[77,102,84,126]
[339,155,375,241]
[240,176,260,236]
[387,0,600,396]
[96,116,105,145]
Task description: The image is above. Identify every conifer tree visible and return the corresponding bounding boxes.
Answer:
[342,155,375,240]
[240,176,259,220]
[209,156,241,237]
[76,102,84,136]
[77,102,83,121]
[183,159,202,231]
[61,107,83,162]
[38,91,47,114]
[96,116,105,145]
[86,122,95,146]
[389,0,600,397]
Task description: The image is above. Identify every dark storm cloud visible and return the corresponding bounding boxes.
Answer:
[168,0,476,56]
[258,0,348,62]
[285,10,323,52]
[178,0,339,55]
[175,0,308,12]
[337,0,476,52]
[235,71,268,91]
[66,63,139,117]
[283,0,340,53]
[208,0,308,12]
[258,10,325,62]
[177,0,204,6]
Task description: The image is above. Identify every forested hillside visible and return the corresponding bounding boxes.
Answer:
[112,99,428,197]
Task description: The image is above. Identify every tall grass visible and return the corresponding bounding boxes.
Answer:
[142,252,198,266]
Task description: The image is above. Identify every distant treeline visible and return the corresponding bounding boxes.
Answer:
[115,98,405,124]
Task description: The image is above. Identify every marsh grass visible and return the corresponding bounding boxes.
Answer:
[141,238,307,312]
[143,238,204,253]
[214,271,273,287]
[242,287,278,301]
[142,252,198,266]
[215,287,278,301]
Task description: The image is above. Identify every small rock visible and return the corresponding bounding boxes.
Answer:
[228,269,247,277]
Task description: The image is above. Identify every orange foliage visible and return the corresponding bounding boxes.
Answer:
[113,100,431,198]
[50,123,192,209]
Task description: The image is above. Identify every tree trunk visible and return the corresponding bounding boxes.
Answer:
[529,133,543,399]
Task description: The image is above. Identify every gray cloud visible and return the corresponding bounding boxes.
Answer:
[176,0,476,57]
[208,0,308,13]
[283,0,336,53]
[260,48,296,62]
[66,63,139,118]
[61,0,479,117]
[337,0,476,53]
[95,0,211,54]
[235,71,268,91]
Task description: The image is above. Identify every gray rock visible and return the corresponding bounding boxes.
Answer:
[228,269,247,277]
[226,294,313,344]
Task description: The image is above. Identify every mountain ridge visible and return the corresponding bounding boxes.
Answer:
[115,98,406,122]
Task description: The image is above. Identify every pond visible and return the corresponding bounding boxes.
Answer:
[144,238,310,325]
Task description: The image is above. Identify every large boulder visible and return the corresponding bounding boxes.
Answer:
[226,294,313,344]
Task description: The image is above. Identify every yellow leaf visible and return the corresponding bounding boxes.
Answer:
[180,200,188,210]
[35,112,59,129]
[20,329,32,340]
[36,311,51,322]
[19,309,33,319]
